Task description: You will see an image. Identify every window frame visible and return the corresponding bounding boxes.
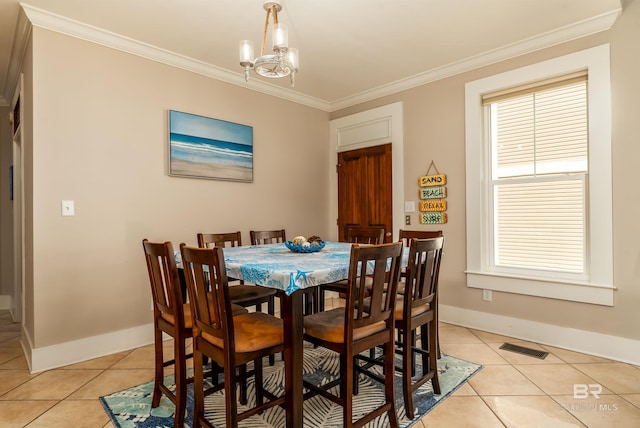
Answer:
[464,44,614,306]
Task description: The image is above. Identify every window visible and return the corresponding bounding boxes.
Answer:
[465,45,613,305]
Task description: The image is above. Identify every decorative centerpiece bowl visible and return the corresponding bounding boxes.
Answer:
[285,240,326,253]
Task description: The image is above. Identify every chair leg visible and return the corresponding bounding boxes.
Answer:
[341,352,354,428]
[173,338,187,428]
[411,332,417,376]
[268,296,276,366]
[225,359,239,428]
[255,357,264,407]
[151,326,163,408]
[420,324,428,374]
[429,321,441,394]
[239,364,248,405]
[192,348,205,428]
[210,361,221,386]
[353,355,359,396]
[384,336,400,428]
[402,328,415,419]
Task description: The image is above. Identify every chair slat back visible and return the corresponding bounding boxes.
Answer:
[404,237,444,310]
[142,239,184,323]
[346,226,385,244]
[346,242,403,333]
[180,244,232,344]
[250,229,286,245]
[398,229,443,249]
[197,232,242,248]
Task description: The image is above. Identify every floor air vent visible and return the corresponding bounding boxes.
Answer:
[499,343,548,360]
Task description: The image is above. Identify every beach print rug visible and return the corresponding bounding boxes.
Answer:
[101,344,482,428]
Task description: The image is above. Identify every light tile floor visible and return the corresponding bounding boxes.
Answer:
[1,305,640,427]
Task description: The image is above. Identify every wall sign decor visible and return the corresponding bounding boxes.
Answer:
[169,110,253,182]
[418,161,448,224]
[418,173,446,187]
[420,212,448,224]
[420,186,446,199]
[419,200,447,212]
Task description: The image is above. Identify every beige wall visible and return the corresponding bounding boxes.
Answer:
[333,0,640,341]
[27,28,329,349]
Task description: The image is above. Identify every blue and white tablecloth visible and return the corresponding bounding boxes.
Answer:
[176,241,407,296]
[223,242,353,295]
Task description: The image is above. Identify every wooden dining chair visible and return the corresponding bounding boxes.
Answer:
[198,231,280,383]
[197,232,277,316]
[398,229,444,358]
[317,226,386,311]
[395,236,444,418]
[249,228,319,315]
[398,229,443,249]
[357,237,444,419]
[142,239,193,428]
[302,242,403,428]
[346,226,386,244]
[249,229,287,245]
[180,243,286,428]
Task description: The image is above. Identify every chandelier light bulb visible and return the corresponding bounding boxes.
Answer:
[239,40,254,66]
[273,23,288,51]
[287,48,299,71]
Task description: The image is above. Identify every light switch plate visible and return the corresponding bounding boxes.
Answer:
[61,200,75,216]
[405,201,416,212]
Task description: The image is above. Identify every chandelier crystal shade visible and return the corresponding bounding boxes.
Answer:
[239,1,299,86]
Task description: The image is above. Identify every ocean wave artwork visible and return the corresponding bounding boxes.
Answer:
[169,110,253,182]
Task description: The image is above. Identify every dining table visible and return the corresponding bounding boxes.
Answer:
[176,241,406,428]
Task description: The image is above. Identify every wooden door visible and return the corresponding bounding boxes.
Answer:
[337,143,393,242]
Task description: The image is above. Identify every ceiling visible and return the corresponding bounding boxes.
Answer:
[0,0,622,111]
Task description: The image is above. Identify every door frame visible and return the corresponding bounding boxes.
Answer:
[328,102,404,241]
[11,74,24,323]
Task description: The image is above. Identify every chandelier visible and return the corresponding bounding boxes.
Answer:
[239,1,299,86]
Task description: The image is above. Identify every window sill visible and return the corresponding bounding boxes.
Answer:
[466,271,614,306]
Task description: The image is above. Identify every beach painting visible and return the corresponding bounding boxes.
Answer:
[169,110,253,182]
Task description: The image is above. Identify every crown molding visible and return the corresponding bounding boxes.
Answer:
[15,4,621,113]
[330,8,621,111]
[20,4,331,112]
[1,6,31,106]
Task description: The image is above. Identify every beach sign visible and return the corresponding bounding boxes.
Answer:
[420,186,446,199]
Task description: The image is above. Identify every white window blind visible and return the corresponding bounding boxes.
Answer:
[494,177,585,273]
[487,75,588,274]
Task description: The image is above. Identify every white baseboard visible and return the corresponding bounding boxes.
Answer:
[26,323,155,373]
[20,304,639,373]
[0,294,10,309]
[440,304,640,366]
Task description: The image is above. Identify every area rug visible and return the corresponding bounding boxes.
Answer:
[101,345,481,428]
